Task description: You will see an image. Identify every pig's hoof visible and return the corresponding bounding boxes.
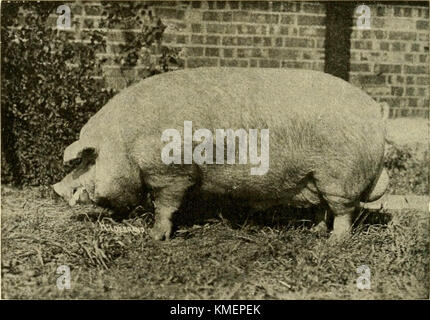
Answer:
[328,230,350,243]
[149,221,172,241]
[311,221,328,234]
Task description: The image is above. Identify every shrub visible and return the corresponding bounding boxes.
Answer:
[1,1,115,186]
[384,143,428,195]
[1,2,180,186]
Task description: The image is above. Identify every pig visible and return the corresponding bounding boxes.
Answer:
[53,67,389,241]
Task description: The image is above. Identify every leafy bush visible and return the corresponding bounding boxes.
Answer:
[1,2,115,186]
[1,2,180,186]
[384,143,428,195]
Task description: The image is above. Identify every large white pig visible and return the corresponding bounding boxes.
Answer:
[53,67,389,241]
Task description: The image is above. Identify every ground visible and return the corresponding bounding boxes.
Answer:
[2,187,429,299]
[1,118,429,299]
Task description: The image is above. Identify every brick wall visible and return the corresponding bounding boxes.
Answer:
[57,1,429,117]
[350,3,429,117]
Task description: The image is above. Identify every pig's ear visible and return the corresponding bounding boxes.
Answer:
[64,140,97,164]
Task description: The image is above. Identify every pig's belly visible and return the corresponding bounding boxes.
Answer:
[198,165,321,208]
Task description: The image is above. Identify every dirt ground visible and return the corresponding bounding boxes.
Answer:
[1,185,428,299]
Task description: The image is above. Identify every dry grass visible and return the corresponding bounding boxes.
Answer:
[2,186,428,299]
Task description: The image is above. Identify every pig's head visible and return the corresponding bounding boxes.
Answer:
[53,139,144,213]
[53,141,97,206]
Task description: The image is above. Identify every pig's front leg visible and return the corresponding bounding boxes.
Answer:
[148,175,194,241]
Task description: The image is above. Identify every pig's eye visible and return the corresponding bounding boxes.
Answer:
[69,158,82,167]
[72,188,78,195]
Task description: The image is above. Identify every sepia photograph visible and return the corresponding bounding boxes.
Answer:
[1,0,429,302]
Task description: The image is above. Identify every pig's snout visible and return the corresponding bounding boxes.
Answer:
[52,181,73,203]
[52,181,91,206]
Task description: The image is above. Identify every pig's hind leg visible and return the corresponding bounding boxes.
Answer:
[313,177,358,241]
[322,195,357,241]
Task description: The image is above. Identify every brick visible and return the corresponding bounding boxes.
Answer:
[220,59,246,67]
[259,59,280,68]
[315,39,325,49]
[404,54,414,63]
[282,61,312,69]
[373,18,384,28]
[284,38,314,48]
[252,48,263,57]
[411,44,420,52]
[359,75,386,85]
[380,42,389,51]
[351,63,370,72]
[216,1,227,10]
[238,37,253,46]
[206,35,220,45]
[223,48,234,58]
[222,12,232,22]
[155,8,185,20]
[191,35,204,44]
[191,24,201,33]
[186,47,204,56]
[274,37,283,47]
[417,87,427,96]
[408,98,418,107]
[71,4,83,15]
[205,47,219,57]
[263,37,272,46]
[268,48,298,59]
[391,87,404,96]
[206,24,224,34]
[272,2,282,12]
[237,48,250,58]
[162,33,175,43]
[417,76,429,85]
[203,11,220,21]
[299,27,325,38]
[404,65,427,74]
[396,75,405,84]
[388,31,416,41]
[228,1,239,10]
[376,6,385,17]
[237,25,256,35]
[297,15,325,26]
[404,8,412,17]
[187,57,218,68]
[191,1,201,9]
[374,30,386,40]
[222,36,236,46]
[374,64,402,74]
[302,3,324,14]
[417,20,429,30]
[176,35,187,44]
[419,55,428,63]
[392,43,406,52]
[284,2,300,13]
[280,15,295,24]
[250,13,279,24]
[418,33,429,42]
[302,51,324,61]
[394,7,402,17]
[280,26,289,35]
[353,41,372,50]
[242,1,269,11]
[405,87,415,96]
[406,76,415,85]
[233,11,251,22]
